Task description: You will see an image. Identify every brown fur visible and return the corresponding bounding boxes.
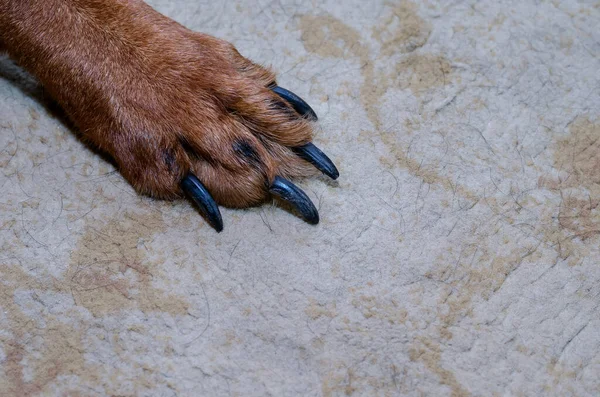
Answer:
[0,0,316,207]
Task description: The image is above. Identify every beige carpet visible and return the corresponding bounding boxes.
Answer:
[1,0,599,395]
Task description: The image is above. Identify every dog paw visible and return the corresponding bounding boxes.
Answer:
[37,9,338,231]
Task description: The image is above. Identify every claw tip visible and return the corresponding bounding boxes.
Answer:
[269,176,320,225]
[293,143,340,180]
[181,174,224,233]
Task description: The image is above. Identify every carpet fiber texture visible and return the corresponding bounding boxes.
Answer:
[1,0,599,395]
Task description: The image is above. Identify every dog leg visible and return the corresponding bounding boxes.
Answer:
[0,0,338,229]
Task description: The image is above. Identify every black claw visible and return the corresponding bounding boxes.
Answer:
[271,86,318,121]
[269,176,319,225]
[181,174,224,232]
[293,143,339,180]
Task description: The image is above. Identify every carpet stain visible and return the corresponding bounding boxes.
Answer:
[299,15,368,61]
[0,209,188,395]
[305,298,337,320]
[299,5,471,393]
[409,337,471,397]
[394,53,453,94]
[373,1,431,55]
[540,116,600,192]
[67,211,189,317]
[299,8,466,208]
[0,264,94,396]
[299,4,452,131]
[534,115,600,262]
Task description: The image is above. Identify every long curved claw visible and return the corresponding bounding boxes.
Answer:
[269,176,319,225]
[181,174,224,232]
[293,143,339,180]
[271,86,318,121]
